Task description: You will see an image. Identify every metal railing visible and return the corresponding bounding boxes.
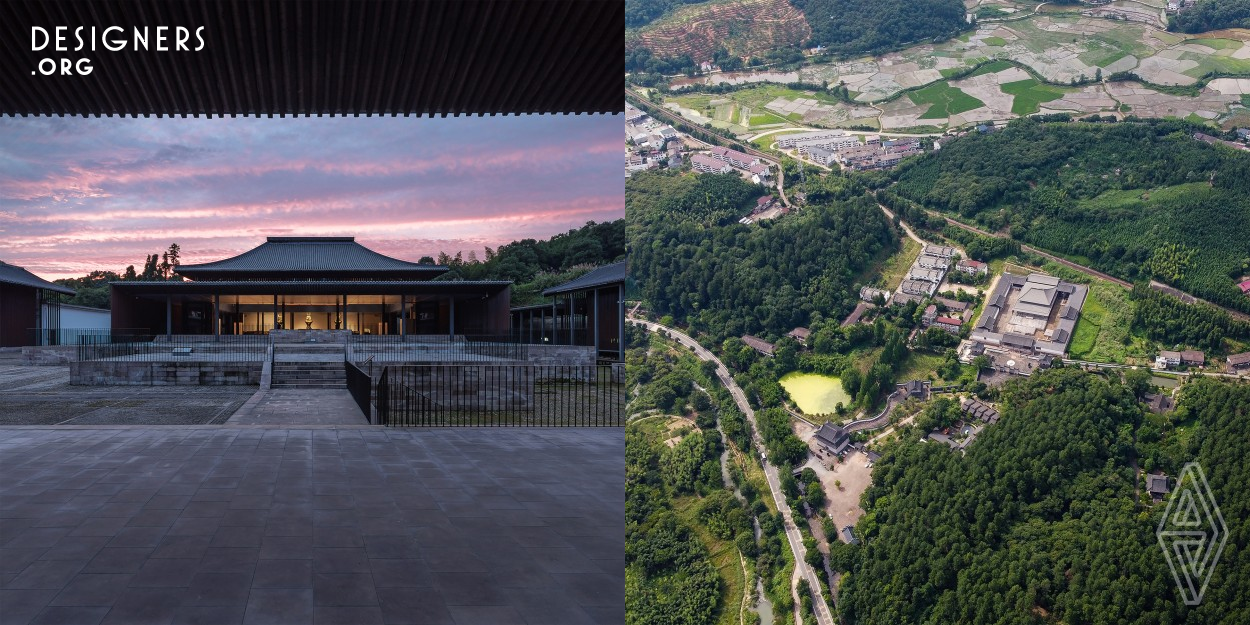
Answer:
[27,328,148,347]
[76,333,270,362]
[345,360,373,424]
[501,327,592,347]
[373,364,623,426]
[347,334,530,362]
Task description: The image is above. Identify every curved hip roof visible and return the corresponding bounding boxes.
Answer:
[176,237,448,281]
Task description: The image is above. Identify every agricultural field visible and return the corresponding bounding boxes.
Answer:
[646,9,1250,132]
[909,82,987,119]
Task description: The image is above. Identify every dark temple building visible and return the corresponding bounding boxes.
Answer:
[510,261,626,362]
[0,262,75,347]
[110,237,512,337]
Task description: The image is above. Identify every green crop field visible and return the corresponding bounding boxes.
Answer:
[968,59,1014,78]
[1001,78,1068,115]
[909,82,986,119]
[749,111,789,126]
[1186,38,1242,51]
[1078,47,1128,68]
[984,36,1008,47]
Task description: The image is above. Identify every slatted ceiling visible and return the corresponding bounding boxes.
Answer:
[1,0,622,117]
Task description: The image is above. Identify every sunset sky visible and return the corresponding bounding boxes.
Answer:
[0,114,622,280]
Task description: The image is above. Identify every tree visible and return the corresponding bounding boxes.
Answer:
[1123,367,1153,400]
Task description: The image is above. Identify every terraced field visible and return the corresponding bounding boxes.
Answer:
[647,9,1250,133]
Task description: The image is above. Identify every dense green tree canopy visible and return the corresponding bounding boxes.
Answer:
[627,169,896,343]
[791,0,970,56]
[892,119,1250,313]
[839,369,1250,624]
[1169,0,1250,32]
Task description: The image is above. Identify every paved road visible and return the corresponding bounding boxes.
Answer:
[629,319,834,625]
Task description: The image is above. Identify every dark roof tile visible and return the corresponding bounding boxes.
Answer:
[0,262,75,295]
[542,262,627,296]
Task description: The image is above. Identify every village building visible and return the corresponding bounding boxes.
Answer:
[841,526,860,545]
[813,422,851,456]
[899,380,929,400]
[957,259,988,276]
[916,253,950,270]
[786,327,811,345]
[1180,350,1205,367]
[1228,352,1250,373]
[859,286,891,303]
[1147,474,1172,503]
[710,146,760,169]
[961,398,999,424]
[908,267,945,284]
[922,304,938,326]
[935,296,971,313]
[932,316,962,334]
[923,245,957,259]
[690,153,733,174]
[776,129,851,149]
[804,146,837,166]
[900,279,938,297]
[742,335,775,356]
[1155,350,1182,369]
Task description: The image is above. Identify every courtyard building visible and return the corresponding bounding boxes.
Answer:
[110,237,511,338]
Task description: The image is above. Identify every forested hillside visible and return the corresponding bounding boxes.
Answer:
[627,169,895,342]
[790,0,970,55]
[626,0,709,28]
[436,220,626,305]
[892,118,1250,313]
[1169,0,1250,32]
[837,369,1250,624]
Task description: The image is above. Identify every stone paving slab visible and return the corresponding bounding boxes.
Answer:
[0,367,255,427]
[226,390,368,425]
[0,427,624,625]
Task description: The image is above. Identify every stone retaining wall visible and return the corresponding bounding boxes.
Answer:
[70,361,262,386]
[522,344,597,366]
[21,345,77,365]
[270,329,351,343]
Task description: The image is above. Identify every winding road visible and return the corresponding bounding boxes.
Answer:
[629,318,835,625]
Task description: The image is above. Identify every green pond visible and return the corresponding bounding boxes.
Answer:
[779,372,851,415]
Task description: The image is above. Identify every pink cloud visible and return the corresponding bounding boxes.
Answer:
[0,115,623,280]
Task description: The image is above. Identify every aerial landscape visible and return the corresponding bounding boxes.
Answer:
[625,0,1250,623]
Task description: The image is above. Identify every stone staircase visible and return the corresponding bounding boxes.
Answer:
[271,343,347,389]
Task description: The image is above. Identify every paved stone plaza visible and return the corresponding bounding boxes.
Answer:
[226,390,368,426]
[0,427,624,625]
[0,367,254,427]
